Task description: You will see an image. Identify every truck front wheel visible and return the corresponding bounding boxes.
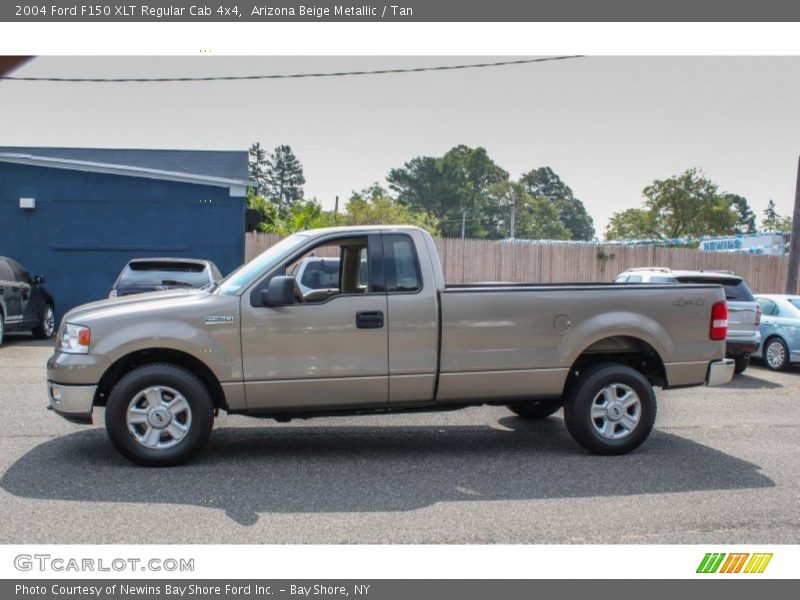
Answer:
[563,363,656,455]
[105,363,215,467]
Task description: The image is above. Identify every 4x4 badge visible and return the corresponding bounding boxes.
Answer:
[673,297,706,308]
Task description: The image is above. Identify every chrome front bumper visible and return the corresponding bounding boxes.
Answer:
[47,381,96,424]
[706,358,735,386]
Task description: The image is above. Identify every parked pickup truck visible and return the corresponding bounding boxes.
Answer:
[47,226,735,466]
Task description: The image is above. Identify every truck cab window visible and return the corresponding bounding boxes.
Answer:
[284,236,370,303]
[383,235,421,292]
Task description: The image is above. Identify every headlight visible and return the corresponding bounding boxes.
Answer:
[59,323,91,354]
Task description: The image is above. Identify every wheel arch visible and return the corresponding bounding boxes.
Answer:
[565,335,667,394]
[94,348,228,411]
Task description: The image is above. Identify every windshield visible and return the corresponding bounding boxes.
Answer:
[217,233,309,295]
[787,298,800,313]
[117,261,209,288]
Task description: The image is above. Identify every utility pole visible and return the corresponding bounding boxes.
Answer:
[509,188,517,240]
[787,157,800,294]
[334,195,339,216]
[461,208,467,240]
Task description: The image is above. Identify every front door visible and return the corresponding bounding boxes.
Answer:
[240,234,389,411]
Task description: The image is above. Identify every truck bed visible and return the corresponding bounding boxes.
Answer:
[436,282,724,402]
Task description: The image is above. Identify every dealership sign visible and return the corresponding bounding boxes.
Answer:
[699,233,788,255]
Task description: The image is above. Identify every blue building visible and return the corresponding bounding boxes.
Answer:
[0,147,249,321]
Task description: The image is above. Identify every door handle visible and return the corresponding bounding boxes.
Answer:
[356,311,384,329]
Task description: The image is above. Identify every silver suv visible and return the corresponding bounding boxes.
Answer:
[616,268,761,374]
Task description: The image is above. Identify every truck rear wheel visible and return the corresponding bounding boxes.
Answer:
[563,363,656,455]
[105,363,214,467]
[507,399,562,419]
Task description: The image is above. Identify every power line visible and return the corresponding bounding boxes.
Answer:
[0,55,586,83]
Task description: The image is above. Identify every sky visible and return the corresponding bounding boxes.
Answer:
[1,55,798,238]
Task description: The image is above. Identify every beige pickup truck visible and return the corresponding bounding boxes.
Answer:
[47,225,734,466]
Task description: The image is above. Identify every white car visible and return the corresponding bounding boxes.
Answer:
[615,268,761,374]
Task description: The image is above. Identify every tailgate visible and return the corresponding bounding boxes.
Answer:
[727,300,758,334]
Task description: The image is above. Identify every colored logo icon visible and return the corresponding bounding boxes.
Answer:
[697,553,773,574]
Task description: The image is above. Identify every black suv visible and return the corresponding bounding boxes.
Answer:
[0,256,55,346]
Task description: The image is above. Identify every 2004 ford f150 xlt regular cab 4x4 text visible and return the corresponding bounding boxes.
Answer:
[47,225,735,466]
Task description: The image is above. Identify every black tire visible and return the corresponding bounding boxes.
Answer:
[105,363,214,467]
[762,338,790,372]
[507,398,563,419]
[32,303,55,339]
[0,311,4,347]
[563,363,657,455]
[733,354,749,375]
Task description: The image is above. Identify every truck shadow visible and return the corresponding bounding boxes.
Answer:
[0,333,53,348]
[726,372,783,389]
[1,417,774,527]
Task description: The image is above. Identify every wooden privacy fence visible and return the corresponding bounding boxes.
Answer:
[244,232,791,294]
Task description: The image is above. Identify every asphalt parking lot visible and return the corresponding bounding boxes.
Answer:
[1,333,798,544]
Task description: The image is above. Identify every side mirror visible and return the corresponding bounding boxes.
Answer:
[33,275,45,284]
[261,276,297,307]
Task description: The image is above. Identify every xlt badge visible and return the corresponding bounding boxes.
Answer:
[204,315,234,325]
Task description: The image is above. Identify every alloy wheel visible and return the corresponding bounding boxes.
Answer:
[766,340,787,370]
[590,383,642,440]
[126,385,193,450]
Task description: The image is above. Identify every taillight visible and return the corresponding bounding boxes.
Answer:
[755,304,761,326]
[710,301,728,340]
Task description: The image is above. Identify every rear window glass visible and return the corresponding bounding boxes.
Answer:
[300,260,340,289]
[676,276,754,302]
[118,261,210,287]
[757,298,779,316]
[384,235,421,292]
[649,276,675,283]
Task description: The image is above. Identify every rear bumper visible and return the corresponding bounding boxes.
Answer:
[707,358,735,386]
[726,332,761,356]
[47,381,95,424]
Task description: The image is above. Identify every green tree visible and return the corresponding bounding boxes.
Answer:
[762,199,793,233]
[519,167,595,240]
[725,194,756,234]
[487,180,570,240]
[257,198,335,235]
[246,188,277,232]
[605,208,655,240]
[387,145,509,238]
[248,142,268,196]
[343,184,439,233]
[265,144,306,214]
[605,169,739,240]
